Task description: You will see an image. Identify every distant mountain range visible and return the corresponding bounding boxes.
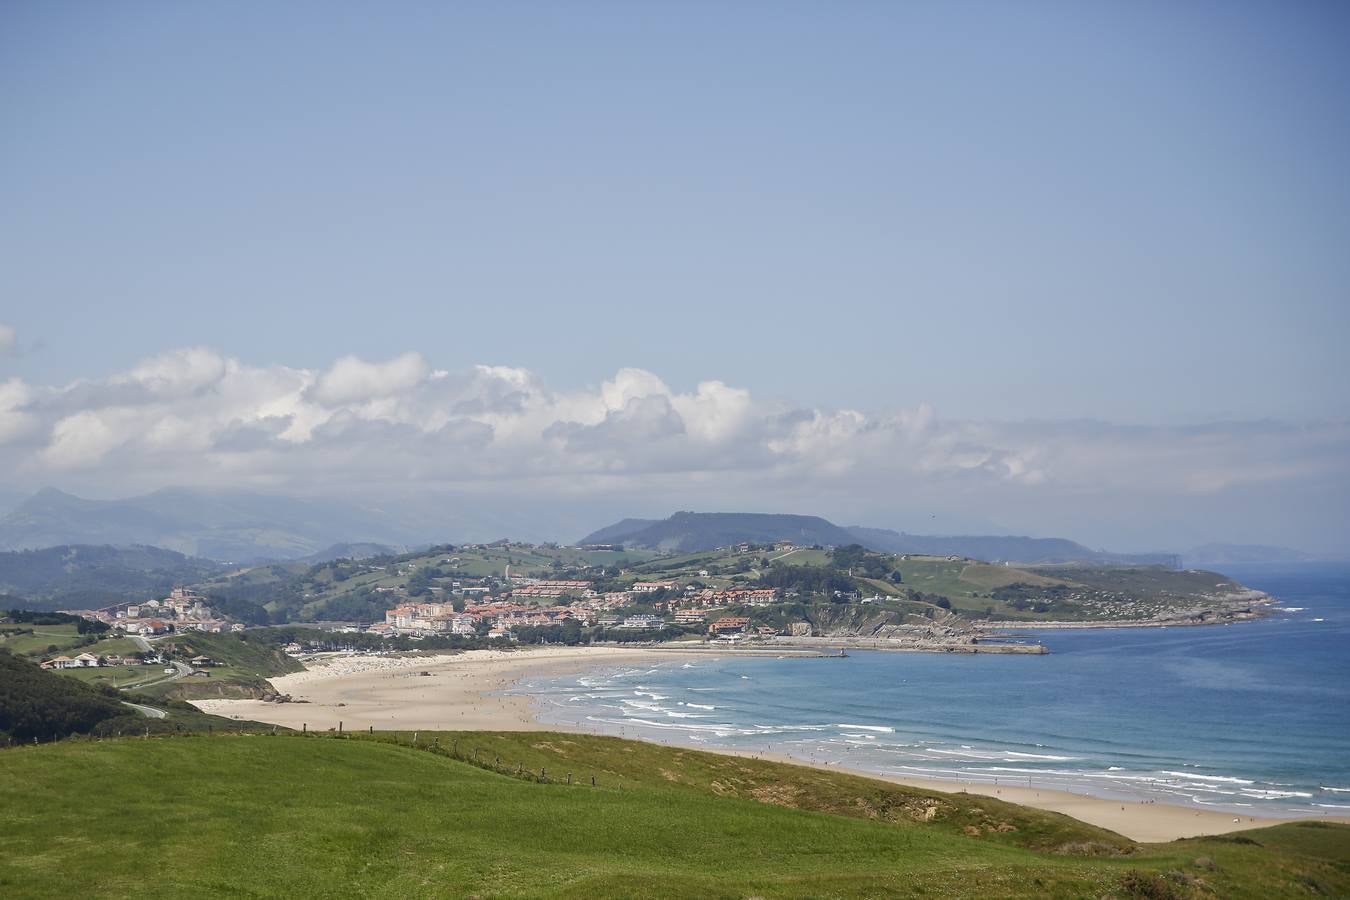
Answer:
[843,526,1180,566]
[0,488,457,563]
[294,543,404,564]
[580,512,1182,565]
[581,512,860,554]
[0,486,1327,568]
[0,488,609,561]
[0,544,227,612]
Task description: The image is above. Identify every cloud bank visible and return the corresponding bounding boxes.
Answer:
[1,348,1347,551]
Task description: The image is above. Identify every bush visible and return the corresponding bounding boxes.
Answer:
[1116,871,1179,899]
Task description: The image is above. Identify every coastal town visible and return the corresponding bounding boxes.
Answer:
[18,537,1277,685]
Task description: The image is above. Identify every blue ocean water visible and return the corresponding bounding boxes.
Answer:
[521,563,1350,817]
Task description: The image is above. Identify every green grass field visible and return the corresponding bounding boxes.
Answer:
[1,625,143,662]
[52,664,156,688]
[0,732,1345,898]
[0,623,89,656]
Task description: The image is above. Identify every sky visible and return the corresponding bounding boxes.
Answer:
[1,2,1348,552]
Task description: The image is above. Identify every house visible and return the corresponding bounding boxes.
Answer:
[509,580,593,599]
[709,616,751,635]
[620,614,664,629]
[190,655,215,667]
[673,609,706,624]
[723,589,780,607]
[630,581,675,594]
[44,653,99,669]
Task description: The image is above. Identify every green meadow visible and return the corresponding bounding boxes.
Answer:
[1,731,1346,898]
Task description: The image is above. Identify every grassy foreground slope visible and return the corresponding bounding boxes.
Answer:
[2,734,1347,898]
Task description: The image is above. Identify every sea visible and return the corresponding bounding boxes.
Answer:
[519,562,1350,818]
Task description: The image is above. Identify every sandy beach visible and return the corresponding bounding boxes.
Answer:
[193,646,1346,844]
[192,646,669,732]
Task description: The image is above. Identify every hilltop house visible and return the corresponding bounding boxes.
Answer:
[43,652,101,669]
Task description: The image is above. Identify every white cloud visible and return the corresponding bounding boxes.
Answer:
[1,346,1346,549]
[111,346,227,397]
[308,352,430,406]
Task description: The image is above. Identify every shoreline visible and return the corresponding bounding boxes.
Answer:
[191,645,1348,844]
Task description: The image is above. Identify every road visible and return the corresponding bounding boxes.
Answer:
[122,701,167,719]
[134,659,194,689]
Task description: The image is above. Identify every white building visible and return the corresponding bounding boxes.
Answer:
[620,614,664,629]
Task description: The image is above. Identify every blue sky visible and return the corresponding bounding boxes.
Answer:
[1,2,1348,550]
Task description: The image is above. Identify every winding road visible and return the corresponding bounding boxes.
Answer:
[122,701,167,719]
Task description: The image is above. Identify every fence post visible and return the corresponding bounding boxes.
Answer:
[303,723,307,733]
[369,725,373,735]
[338,721,343,734]
[591,776,595,787]
[567,773,572,785]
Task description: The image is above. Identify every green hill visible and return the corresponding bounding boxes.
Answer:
[0,650,265,743]
[582,511,859,552]
[0,544,226,611]
[0,732,1345,897]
